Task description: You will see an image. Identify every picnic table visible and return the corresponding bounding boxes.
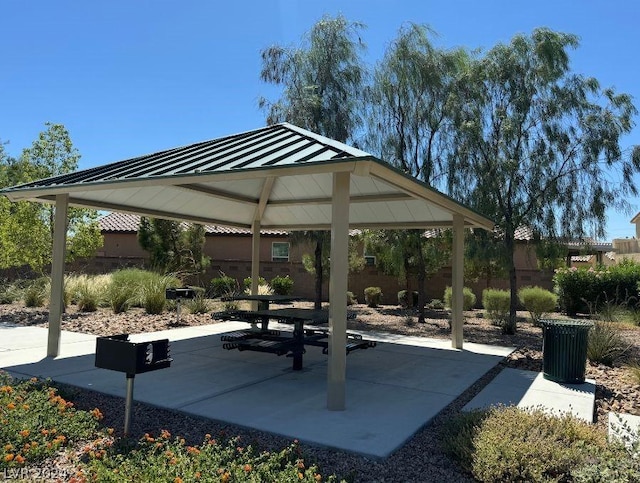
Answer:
[221,294,305,310]
[220,307,376,370]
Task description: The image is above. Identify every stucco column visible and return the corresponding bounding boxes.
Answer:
[47,194,69,357]
[327,171,349,410]
[451,214,464,349]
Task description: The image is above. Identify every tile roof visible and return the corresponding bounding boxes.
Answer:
[99,212,288,236]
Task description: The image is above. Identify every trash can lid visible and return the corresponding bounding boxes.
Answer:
[540,318,594,328]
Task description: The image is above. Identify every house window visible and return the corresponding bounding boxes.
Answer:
[364,249,376,267]
[272,242,290,262]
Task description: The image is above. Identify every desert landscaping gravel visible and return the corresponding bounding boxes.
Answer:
[2,301,640,482]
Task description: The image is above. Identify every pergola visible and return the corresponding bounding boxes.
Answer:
[0,123,494,410]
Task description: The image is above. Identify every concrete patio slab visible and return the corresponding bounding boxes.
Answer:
[463,368,596,422]
[1,321,514,458]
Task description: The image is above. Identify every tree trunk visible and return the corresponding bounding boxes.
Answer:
[504,233,518,334]
[314,240,323,310]
[416,234,427,324]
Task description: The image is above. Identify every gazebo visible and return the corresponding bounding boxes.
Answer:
[0,123,494,410]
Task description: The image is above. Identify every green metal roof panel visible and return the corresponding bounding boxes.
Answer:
[7,123,370,190]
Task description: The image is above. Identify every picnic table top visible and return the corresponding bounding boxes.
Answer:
[250,308,329,324]
[222,294,305,303]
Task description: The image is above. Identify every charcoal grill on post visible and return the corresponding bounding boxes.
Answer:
[95,334,172,436]
[165,288,196,325]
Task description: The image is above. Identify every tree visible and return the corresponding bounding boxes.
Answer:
[259,14,367,306]
[365,24,465,321]
[291,230,365,309]
[0,124,103,272]
[449,28,640,333]
[365,229,450,322]
[464,230,508,289]
[137,217,210,280]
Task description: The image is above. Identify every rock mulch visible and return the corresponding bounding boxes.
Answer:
[2,302,639,481]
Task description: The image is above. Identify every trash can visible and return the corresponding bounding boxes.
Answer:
[541,319,593,383]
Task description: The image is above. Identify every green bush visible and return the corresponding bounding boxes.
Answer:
[439,410,488,473]
[398,290,418,308]
[346,291,357,305]
[23,278,49,308]
[427,298,445,310]
[0,280,22,304]
[140,274,179,315]
[210,275,237,298]
[270,275,294,295]
[81,433,338,482]
[243,276,268,291]
[364,287,382,307]
[110,269,169,307]
[482,289,511,326]
[554,261,640,316]
[104,283,134,314]
[186,294,210,314]
[443,405,627,483]
[587,321,629,366]
[518,286,558,325]
[0,372,101,470]
[443,286,477,311]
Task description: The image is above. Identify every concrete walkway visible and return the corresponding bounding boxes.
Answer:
[1,321,513,458]
[464,367,596,422]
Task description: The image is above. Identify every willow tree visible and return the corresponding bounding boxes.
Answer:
[450,28,640,333]
[365,24,467,321]
[259,14,367,307]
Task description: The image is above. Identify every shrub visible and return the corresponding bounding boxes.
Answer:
[104,283,134,314]
[427,298,445,310]
[587,321,629,366]
[482,289,511,326]
[270,275,294,295]
[518,286,558,325]
[186,294,210,314]
[243,276,268,291]
[398,290,418,308]
[443,405,623,483]
[76,283,100,312]
[81,433,338,482]
[110,269,172,308]
[140,274,179,315]
[440,410,488,473]
[0,372,102,471]
[244,283,273,296]
[23,278,49,307]
[346,291,357,305]
[364,287,382,307]
[554,261,640,315]
[210,274,237,298]
[0,280,22,304]
[443,286,476,311]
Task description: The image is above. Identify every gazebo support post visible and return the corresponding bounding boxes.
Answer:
[47,194,69,357]
[251,220,261,310]
[327,171,349,411]
[451,214,464,349]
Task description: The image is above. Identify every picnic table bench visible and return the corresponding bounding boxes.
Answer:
[217,307,376,370]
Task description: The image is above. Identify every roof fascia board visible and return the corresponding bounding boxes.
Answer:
[0,158,373,201]
[267,221,474,231]
[37,195,252,229]
[368,162,495,230]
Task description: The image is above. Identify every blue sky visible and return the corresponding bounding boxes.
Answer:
[2,0,639,240]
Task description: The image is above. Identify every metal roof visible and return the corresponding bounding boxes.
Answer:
[0,123,494,231]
